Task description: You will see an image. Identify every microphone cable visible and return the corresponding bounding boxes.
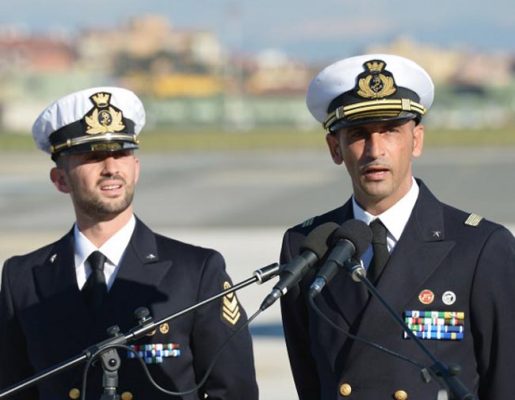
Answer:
[79,308,262,399]
[308,295,429,373]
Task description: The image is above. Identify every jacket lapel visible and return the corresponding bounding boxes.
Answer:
[343,182,456,364]
[33,229,95,347]
[33,230,76,299]
[111,218,171,287]
[104,218,172,330]
[323,201,370,328]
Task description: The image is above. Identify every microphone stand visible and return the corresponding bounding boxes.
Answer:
[346,263,476,400]
[0,263,279,400]
[98,336,121,400]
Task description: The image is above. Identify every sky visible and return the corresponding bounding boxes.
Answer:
[1,0,514,63]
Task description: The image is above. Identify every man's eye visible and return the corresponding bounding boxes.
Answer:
[386,125,402,133]
[349,131,365,139]
[114,150,131,159]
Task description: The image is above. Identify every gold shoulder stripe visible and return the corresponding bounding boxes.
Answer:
[301,218,314,228]
[465,213,483,227]
[221,281,241,326]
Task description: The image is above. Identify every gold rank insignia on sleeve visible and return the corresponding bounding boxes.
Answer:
[464,213,483,227]
[221,281,241,326]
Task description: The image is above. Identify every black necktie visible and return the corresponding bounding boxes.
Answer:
[369,219,389,284]
[83,251,107,310]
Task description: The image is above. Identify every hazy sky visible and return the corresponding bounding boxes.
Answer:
[1,0,514,62]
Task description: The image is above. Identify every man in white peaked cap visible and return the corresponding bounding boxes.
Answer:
[279,54,515,399]
[0,87,258,400]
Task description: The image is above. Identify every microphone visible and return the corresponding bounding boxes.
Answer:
[260,222,340,311]
[309,219,372,298]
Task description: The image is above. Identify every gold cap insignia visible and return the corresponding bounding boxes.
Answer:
[356,60,397,99]
[221,281,241,326]
[84,92,126,135]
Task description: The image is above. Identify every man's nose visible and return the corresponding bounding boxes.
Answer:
[101,155,119,174]
[365,132,384,158]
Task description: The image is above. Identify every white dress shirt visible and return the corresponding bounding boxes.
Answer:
[74,215,136,290]
[352,178,419,269]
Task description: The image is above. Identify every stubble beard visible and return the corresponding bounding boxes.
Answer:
[73,182,136,221]
[352,172,393,209]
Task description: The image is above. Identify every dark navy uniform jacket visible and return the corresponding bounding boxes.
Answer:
[280,180,515,400]
[0,218,258,400]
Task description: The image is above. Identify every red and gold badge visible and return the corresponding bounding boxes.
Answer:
[418,289,435,305]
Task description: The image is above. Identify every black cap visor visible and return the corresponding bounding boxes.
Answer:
[52,139,139,160]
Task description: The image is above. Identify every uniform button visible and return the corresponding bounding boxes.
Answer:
[339,383,352,397]
[121,391,134,400]
[68,388,80,399]
[393,389,408,400]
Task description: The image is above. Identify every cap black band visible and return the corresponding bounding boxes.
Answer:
[49,117,136,149]
[324,87,425,131]
[327,86,421,114]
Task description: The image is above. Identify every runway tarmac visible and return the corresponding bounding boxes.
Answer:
[2,147,515,233]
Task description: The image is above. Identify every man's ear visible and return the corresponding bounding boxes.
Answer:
[50,167,70,194]
[325,132,344,165]
[412,123,425,158]
[134,155,141,184]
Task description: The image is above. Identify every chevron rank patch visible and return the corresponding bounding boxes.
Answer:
[464,213,483,227]
[221,281,241,326]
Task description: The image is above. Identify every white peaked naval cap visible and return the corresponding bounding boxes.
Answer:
[32,86,146,159]
[306,54,434,132]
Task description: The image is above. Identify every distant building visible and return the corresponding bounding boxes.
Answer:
[451,53,513,87]
[244,49,311,95]
[367,37,513,87]
[0,30,76,73]
[0,30,80,132]
[76,15,227,98]
[0,21,514,132]
[77,15,224,76]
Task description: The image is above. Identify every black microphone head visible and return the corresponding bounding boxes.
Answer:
[301,222,340,258]
[330,219,373,257]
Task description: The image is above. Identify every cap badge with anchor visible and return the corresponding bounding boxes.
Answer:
[85,92,125,135]
[356,60,397,99]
